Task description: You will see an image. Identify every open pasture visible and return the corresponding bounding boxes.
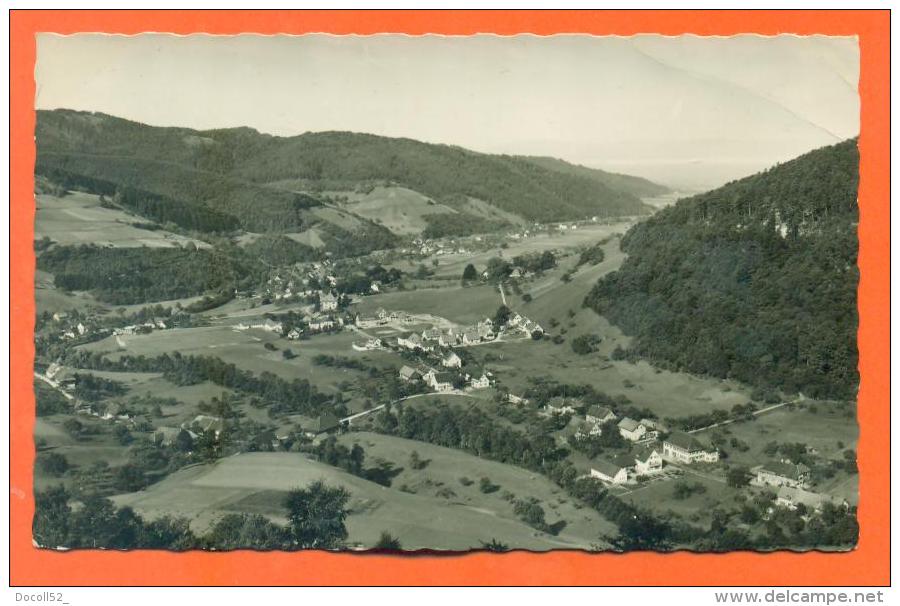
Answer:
[336,431,617,548]
[79,324,393,393]
[419,221,635,279]
[35,192,210,249]
[469,337,753,420]
[335,186,457,236]
[111,451,611,550]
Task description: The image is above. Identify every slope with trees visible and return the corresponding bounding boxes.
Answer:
[585,139,859,399]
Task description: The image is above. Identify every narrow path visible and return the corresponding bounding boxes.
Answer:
[687,400,797,434]
[34,371,74,401]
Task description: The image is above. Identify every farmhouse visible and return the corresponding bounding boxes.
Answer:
[545,397,578,415]
[422,328,441,342]
[287,328,302,340]
[398,332,424,351]
[775,486,848,512]
[461,328,481,345]
[640,418,667,437]
[661,432,720,464]
[757,461,811,489]
[590,457,630,485]
[574,420,602,438]
[442,351,462,368]
[427,371,456,392]
[585,405,616,426]
[632,445,664,475]
[467,370,491,389]
[320,292,339,311]
[352,338,383,351]
[308,315,336,331]
[438,330,459,347]
[618,417,647,442]
[187,415,225,438]
[507,393,529,406]
[399,365,422,383]
[303,413,341,437]
[476,322,495,340]
[521,320,544,337]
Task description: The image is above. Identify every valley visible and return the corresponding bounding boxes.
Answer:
[31,111,859,553]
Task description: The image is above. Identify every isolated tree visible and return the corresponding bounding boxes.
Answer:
[373,531,402,551]
[462,263,478,283]
[348,443,366,475]
[284,481,351,549]
[493,305,511,328]
[726,466,753,488]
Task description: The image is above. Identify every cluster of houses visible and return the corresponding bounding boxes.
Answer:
[112,317,170,337]
[588,429,720,486]
[507,312,544,338]
[574,403,848,514]
[404,238,470,257]
[399,319,498,351]
[545,399,721,486]
[262,261,343,302]
[398,364,492,393]
[355,308,416,329]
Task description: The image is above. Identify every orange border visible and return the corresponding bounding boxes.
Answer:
[10,10,890,586]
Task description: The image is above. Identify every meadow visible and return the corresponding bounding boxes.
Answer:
[111,450,613,550]
[35,192,210,249]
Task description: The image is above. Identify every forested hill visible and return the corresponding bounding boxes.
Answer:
[585,139,859,399]
[35,109,661,227]
[517,156,669,198]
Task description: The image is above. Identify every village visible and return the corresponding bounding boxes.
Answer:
[31,184,857,552]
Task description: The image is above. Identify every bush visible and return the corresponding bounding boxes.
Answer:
[479,477,500,494]
[571,334,601,355]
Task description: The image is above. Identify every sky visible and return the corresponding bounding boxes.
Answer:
[35,34,859,191]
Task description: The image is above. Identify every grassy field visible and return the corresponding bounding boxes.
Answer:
[79,325,390,394]
[621,469,736,526]
[337,431,617,545]
[34,414,132,491]
[35,269,103,315]
[35,192,209,249]
[419,222,636,280]
[335,186,457,236]
[111,450,614,550]
[284,228,326,249]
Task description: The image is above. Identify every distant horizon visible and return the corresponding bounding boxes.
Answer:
[36,33,859,190]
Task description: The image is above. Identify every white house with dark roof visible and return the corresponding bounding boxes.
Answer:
[590,455,632,485]
[467,370,491,389]
[618,417,647,442]
[397,332,424,351]
[776,486,848,512]
[632,445,665,475]
[320,292,339,311]
[442,351,462,368]
[399,365,421,382]
[586,405,616,426]
[545,397,578,415]
[662,431,719,464]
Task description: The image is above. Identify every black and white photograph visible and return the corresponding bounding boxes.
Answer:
[31,33,860,553]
